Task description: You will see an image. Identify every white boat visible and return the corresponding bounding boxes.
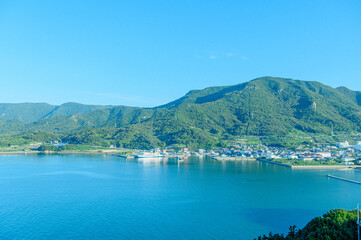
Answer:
[134,152,163,158]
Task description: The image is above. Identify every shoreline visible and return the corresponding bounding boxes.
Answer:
[0,151,122,155]
[0,152,357,170]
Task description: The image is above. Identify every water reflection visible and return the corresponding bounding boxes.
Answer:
[120,156,220,166]
[39,170,116,179]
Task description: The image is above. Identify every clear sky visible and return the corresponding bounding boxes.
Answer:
[1,0,360,107]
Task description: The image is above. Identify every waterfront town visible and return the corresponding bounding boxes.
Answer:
[118,140,361,167]
[2,140,361,167]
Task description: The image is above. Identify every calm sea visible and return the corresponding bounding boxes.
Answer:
[0,154,360,239]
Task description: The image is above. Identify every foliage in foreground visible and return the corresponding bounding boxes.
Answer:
[256,209,358,240]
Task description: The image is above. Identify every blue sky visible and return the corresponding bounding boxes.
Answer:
[1,0,360,107]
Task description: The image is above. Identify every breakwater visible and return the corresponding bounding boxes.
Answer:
[327,174,361,185]
[214,156,256,161]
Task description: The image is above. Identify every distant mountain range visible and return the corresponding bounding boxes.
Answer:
[0,102,112,123]
[1,77,361,149]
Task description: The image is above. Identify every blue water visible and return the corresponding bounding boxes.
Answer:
[0,154,361,240]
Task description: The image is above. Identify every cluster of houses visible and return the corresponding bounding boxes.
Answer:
[203,141,361,165]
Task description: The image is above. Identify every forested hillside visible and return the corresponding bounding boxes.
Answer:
[0,102,111,123]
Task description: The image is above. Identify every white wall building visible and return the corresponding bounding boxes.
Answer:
[317,151,331,158]
[336,141,350,149]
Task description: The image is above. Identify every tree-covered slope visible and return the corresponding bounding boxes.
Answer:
[59,77,361,148]
[28,105,141,133]
[0,102,113,123]
[0,103,55,123]
[42,102,113,119]
[149,76,361,138]
[337,86,361,107]
[0,119,25,135]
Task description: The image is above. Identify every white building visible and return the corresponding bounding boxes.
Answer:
[267,154,281,159]
[341,157,355,162]
[336,141,350,149]
[317,151,331,158]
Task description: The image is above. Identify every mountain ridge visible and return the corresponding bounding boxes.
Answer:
[1,76,361,149]
[0,102,114,123]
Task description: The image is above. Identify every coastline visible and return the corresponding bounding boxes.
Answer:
[0,151,41,155]
[0,152,356,170]
[257,158,352,169]
[0,150,122,155]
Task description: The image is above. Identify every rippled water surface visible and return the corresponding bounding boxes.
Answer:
[0,154,361,239]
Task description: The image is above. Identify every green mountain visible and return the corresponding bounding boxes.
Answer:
[0,102,112,123]
[336,86,361,107]
[0,103,55,123]
[1,77,361,149]
[41,102,113,119]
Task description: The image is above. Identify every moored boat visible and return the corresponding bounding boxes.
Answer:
[134,151,163,158]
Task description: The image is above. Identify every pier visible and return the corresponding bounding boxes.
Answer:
[327,174,361,185]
